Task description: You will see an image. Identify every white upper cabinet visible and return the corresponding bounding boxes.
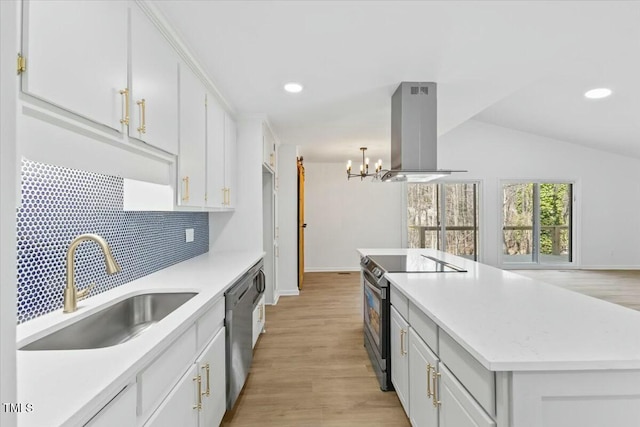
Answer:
[178,64,206,207]
[263,123,277,170]
[205,94,225,208]
[22,0,128,132]
[130,5,179,154]
[224,113,238,209]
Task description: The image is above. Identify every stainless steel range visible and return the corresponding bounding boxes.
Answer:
[360,254,466,391]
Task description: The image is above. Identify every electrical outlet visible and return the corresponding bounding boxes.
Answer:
[185,228,194,243]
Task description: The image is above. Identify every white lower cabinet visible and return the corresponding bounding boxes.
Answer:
[390,305,410,414]
[144,365,199,427]
[143,304,227,427]
[393,290,495,427]
[146,327,226,427]
[408,328,439,427]
[85,383,137,427]
[197,328,226,427]
[439,364,496,427]
[252,294,266,348]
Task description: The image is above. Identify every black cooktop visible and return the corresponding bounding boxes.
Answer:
[368,254,467,273]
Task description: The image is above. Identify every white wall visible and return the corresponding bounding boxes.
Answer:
[1,1,18,425]
[209,117,263,253]
[276,145,300,295]
[304,162,404,271]
[438,120,640,268]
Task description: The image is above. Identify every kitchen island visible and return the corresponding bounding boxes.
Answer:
[358,248,640,427]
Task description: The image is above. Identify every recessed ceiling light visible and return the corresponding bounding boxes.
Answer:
[584,88,612,99]
[284,82,303,93]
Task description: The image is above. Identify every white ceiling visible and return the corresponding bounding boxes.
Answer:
[155,1,640,163]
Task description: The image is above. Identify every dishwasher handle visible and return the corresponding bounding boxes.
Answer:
[257,269,266,293]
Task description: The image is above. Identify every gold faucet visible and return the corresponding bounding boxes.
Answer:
[63,233,121,313]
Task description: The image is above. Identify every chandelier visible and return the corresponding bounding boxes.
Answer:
[346,147,383,180]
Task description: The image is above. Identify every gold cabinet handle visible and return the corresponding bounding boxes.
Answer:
[259,304,264,322]
[432,370,441,407]
[119,88,129,125]
[136,99,146,134]
[193,375,202,410]
[427,363,432,398]
[182,176,190,202]
[202,363,210,397]
[400,330,407,356]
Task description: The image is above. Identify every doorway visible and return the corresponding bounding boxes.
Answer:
[297,157,305,289]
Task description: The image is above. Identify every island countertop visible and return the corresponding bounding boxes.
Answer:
[358,248,640,372]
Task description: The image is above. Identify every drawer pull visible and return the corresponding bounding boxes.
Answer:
[202,363,210,397]
[119,88,129,126]
[432,370,441,407]
[193,375,202,410]
[136,98,146,134]
[182,176,190,202]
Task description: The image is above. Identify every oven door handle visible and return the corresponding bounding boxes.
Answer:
[362,270,382,289]
[363,276,383,298]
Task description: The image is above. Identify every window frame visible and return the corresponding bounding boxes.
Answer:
[499,179,577,269]
[403,180,482,262]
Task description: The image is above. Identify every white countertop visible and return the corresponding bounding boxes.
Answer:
[16,250,264,427]
[359,248,640,372]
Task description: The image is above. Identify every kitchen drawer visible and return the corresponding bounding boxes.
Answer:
[137,324,197,423]
[197,296,225,352]
[439,330,496,418]
[408,301,438,354]
[390,286,409,320]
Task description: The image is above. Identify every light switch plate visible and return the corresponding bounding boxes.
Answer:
[185,228,194,243]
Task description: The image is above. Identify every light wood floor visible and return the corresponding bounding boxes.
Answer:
[515,269,640,311]
[222,272,410,427]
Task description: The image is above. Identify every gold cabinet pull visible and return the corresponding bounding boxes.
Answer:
[119,88,129,126]
[182,176,190,202]
[427,363,432,397]
[136,98,146,134]
[193,375,202,410]
[226,188,231,205]
[432,370,441,407]
[259,304,264,322]
[400,329,407,356]
[202,363,210,397]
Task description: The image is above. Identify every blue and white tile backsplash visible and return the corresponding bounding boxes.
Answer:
[17,159,209,323]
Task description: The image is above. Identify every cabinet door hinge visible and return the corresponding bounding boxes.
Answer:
[17,53,26,74]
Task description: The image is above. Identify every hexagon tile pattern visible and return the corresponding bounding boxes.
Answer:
[17,159,209,323]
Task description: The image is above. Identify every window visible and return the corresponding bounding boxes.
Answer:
[407,182,479,260]
[502,182,573,265]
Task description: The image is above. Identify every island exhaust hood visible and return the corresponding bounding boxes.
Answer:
[380,82,465,182]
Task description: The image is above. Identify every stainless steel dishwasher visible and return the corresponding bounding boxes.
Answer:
[225,260,264,410]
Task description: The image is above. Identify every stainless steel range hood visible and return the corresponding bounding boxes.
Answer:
[380,82,464,182]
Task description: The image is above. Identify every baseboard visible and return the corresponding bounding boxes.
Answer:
[270,292,280,305]
[278,289,300,297]
[579,265,640,270]
[305,267,361,273]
